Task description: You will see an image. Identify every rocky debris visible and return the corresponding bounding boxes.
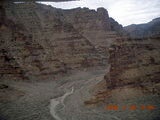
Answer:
[0,83,24,103]
[124,17,160,38]
[0,90,24,103]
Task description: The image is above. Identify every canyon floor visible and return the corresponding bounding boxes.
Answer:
[0,66,160,120]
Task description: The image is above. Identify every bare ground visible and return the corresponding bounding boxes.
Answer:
[0,66,160,120]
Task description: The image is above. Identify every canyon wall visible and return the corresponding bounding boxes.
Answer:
[106,18,160,92]
[63,7,125,47]
[62,7,126,59]
[0,2,124,80]
[105,36,160,94]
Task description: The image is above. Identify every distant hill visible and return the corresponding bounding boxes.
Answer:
[124,17,160,38]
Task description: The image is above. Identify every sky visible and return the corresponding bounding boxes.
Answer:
[40,0,160,26]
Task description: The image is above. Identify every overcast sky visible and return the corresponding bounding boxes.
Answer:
[40,0,160,26]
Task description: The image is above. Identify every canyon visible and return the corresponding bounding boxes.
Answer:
[0,1,160,120]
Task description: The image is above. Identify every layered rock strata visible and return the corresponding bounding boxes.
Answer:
[63,7,125,54]
[0,2,124,80]
[105,36,160,94]
[84,36,160,105]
